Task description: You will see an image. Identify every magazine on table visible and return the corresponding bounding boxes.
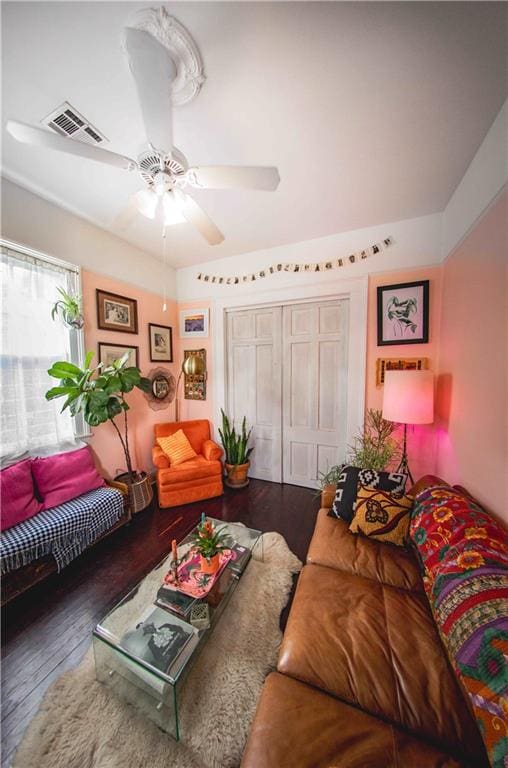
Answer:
[155,585,197,617]
[120,606,198,675]
[227,543,252,575]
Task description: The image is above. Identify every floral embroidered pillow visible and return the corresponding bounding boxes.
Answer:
[349,486,413,546]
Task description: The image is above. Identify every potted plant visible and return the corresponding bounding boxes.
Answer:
[347,408,400,470]
[45,351,153,513]
[191,517,229,574]
[218,409,254,488]
[51,286,85,329]
[316,464,344,508]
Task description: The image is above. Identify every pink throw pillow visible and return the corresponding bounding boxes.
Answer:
[1,459,44,530]
[31,447,105,510]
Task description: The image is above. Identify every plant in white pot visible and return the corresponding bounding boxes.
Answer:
[218,409,254,488]
[51,286,85,329]
[45,352,153,513]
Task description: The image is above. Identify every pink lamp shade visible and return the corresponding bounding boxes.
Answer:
[382,370,434,425]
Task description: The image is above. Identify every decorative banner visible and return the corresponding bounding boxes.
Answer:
[196,236,394,285]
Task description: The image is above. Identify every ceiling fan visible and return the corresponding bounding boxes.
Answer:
[6,24,280,246]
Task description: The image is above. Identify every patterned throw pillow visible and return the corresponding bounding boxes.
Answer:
[329,466,407,523]
[157,430,197,466]
[410,486,508,768]
[349,486,413,546]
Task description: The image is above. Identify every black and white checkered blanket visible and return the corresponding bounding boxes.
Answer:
[0,486,124,574]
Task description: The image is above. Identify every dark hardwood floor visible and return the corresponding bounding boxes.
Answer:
[1,479,319,767]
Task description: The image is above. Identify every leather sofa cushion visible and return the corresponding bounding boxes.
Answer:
[157,456,222,486]
[307,509,423,592]
[278,564,486,762]
[241,672,471,768]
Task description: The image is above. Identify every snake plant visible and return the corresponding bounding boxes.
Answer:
[218,409,253,466]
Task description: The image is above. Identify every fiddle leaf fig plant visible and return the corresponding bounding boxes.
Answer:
[46,351,150,481]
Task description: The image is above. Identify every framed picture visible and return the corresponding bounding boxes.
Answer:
[184,349,207,401]
[179,308,209,338]
[376,357,428,387]
[96,289,138,334]
[142,367,176,412]
[152,374,171,400]
[377,280,429,346]
[98,342,139,368]
[149,323,173,362]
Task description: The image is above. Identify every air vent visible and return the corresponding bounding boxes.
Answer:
[42,102,108,146]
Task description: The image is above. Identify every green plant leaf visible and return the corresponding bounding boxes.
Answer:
[138,377,151,393]
[48,361,83,378]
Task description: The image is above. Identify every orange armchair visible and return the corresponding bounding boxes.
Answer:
[153,420,224,508]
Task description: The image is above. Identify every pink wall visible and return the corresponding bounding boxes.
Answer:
[81,270,178,478]
[366,266,443,480]
[435,190,508,521]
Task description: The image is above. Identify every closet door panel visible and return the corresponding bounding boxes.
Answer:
[226,307,282,482]
[283,300,348,488]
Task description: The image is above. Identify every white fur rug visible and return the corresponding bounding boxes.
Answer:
[13,532,301,768]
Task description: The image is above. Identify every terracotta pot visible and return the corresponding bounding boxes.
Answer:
[200,553,221,574]
[321,483,336,509]
[224,461,250,489]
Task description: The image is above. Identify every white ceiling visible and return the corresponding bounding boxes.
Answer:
[2,2,507,268]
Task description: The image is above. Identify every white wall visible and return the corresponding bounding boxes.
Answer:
[441,97,508,260]
[0,177,177,298]
[176,212,443,300]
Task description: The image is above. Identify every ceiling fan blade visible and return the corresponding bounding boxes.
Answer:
[186,165,280,191]
[6,121,136,170]
[173,188,224,246]
[124,27,175,155]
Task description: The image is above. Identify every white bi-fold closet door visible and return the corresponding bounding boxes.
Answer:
[226,299,349,488]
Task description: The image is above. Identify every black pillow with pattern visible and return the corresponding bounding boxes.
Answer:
[328,466,407,523]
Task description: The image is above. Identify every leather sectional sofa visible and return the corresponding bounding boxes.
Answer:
[241,476,491,768]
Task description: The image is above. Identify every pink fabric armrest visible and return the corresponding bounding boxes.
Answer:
[202,440,223,462]
[152,445,170,469]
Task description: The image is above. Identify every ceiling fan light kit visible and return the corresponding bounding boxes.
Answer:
[6,6,280,246]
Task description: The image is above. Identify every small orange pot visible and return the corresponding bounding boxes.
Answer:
[321,483,336,509]
[224,461,250,488]
[200,553,221,574]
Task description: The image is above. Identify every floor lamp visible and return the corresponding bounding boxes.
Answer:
[175,354,206,422]
[382,370,434,484]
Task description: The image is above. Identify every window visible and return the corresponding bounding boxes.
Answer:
[0,240,86,458]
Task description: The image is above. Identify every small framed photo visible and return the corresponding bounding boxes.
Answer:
[98,342,139,368]
[96,289,138,334]
[376,357,428,387]
[152,374,171,400]
[377,280,429,346]
[179,308,209,338]
[149,323,173,362]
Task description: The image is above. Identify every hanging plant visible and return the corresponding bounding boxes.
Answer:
[51,286,85,329]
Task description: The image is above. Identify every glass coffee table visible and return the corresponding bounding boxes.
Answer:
[93,518,262,740]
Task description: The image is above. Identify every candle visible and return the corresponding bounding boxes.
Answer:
[171,539,177,563]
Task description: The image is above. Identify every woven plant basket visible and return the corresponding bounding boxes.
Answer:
[114,471,153,514]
